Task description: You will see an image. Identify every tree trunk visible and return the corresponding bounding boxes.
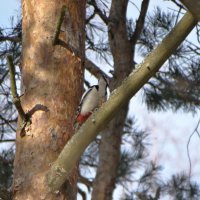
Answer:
[92,0,133,199]
[12,1,85,200]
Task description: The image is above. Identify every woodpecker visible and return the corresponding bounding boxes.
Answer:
[75,74,109,125]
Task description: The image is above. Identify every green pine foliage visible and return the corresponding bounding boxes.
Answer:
[138,7,200,112]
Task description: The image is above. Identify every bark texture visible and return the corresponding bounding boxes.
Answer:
[13,1,85,200]
[92,1,133,199]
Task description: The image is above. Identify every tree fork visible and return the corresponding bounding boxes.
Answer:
[46,12,197,192]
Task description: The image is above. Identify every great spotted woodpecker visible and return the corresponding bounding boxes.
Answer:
[75,74,109,125]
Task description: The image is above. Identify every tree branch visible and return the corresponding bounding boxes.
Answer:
[46,12,197,192]
[0,36,21,43]
[0,115,17,132]
[7,55,30,136]
[180,0,200,21]
[85,59,108,78]
[130,0,149,45]
[7,55,26,120]
[86,12,96,24]
[171,0,185,10]
[52,5,67,45]
[0,139,15,143]
[0,70,9,85]
[88,0,108,24]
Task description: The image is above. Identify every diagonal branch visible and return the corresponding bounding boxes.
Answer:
[0,139,15,143]
[171,0,185,10]
[130,0,149,45]
[0,36,21,43]
[85,59,108,78]
[0,70,9,85]
[86,12,96,24]
[0,115,16,132]
[7,55,27,121]
[46,12,197,192]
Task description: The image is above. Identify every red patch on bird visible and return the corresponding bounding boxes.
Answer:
[76,112,92,124]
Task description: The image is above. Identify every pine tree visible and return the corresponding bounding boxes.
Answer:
[0,0,200,199]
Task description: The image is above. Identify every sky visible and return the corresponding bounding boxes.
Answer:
[0,1,200,199]
[0,0,20,27]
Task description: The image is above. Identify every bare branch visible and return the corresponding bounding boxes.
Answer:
[85,59,108,78]
[171,0,185,10]
[46,12,197,192]
[86,12,96,24]
[7,55,26,120]
[0,115,16,132]
[88,0,108,24]
[130,0,149,45]
[0,36,21,43]
[187,117,200,180]
[0,139,15,143]
[0,70,9,85]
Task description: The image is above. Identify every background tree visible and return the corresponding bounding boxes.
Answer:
[0,0,200,200]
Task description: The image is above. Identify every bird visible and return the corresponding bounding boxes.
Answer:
[75,74,109,126]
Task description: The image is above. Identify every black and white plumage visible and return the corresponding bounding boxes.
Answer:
[76,75,109,124]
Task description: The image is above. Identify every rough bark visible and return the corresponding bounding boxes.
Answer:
[46,11,197,193]
[12,1,85,200]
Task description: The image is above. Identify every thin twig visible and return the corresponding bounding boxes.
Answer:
[187,117,200,180]
[0,36,21,43]
[171,0,185,10]
[0,70,9,85]
[86,12,96,24]
[52,5,67,45]
[0,115,16,132]
[0,139,15,143]
[174,6,182,25]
